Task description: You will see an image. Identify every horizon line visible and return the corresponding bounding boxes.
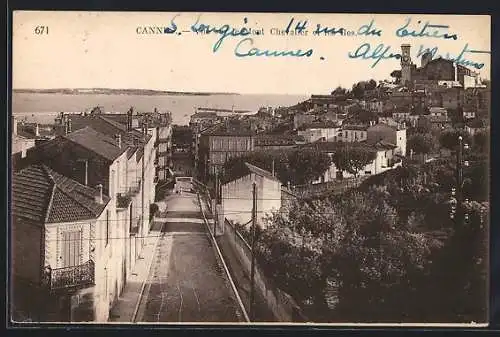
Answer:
[12,87,316,96]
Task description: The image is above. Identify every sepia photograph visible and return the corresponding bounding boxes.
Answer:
[9,11,490,326]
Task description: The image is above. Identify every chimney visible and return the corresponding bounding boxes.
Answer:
[77,159,89,185]
[95,184,103,204]
[35,123,40,137]
[127,108,133,131]
[115,134,122,148]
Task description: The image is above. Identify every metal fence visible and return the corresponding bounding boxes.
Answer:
[49,260,95,291]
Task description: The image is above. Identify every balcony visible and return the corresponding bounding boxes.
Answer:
[48,260,95,291]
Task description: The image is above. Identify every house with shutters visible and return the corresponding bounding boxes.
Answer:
[198,121,256,180]
[13,126,150,321]
[12,164,115,322]
[50,112,157,243]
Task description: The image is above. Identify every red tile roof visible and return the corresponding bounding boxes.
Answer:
[13,164,110,224]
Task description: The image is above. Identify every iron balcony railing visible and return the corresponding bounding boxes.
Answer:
[48,260,95,291]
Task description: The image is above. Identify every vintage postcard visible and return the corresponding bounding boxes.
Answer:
[10,11,490,326]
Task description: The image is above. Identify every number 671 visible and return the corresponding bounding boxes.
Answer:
[34,26,48,34]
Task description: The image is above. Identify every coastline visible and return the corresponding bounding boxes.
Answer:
[12,89,240,96]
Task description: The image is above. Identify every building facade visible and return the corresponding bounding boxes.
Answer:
[297,122,341,143]
[367,123,407,156]
[221,163,281,228]
[198,122,255,179]
[12,164,121,322]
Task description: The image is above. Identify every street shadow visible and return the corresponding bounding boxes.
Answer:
[162,222,206,233]
[165,210,203,218]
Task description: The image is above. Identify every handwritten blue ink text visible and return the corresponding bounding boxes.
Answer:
[234,37,313,58]
[348,43,400,67]
[396,18,458,40]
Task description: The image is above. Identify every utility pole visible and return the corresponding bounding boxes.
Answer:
[214,172,219,237]
[249,181,257,321]
[450,135,470,225]
[142,122,147,246]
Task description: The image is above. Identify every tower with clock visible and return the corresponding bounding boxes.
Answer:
[400,44,412,86]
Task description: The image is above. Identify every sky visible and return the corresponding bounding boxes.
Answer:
[13,12,491,95]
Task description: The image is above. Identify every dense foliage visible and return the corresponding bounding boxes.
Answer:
[331,146,377,178]
[439,129,472,150]
[407,133,434,156]
[251,160,488,323]
[222,149,332,185]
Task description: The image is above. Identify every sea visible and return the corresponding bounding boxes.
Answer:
[12,93,308,126]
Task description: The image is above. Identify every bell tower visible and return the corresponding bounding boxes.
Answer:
[400,44,412,86]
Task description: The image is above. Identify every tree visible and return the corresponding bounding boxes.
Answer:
[260,187,439,322]
[332,86,347,96]
[473,129,489,154]
[287,149,332,185]
[439,129,471,151]
[223,149,331,186]
[351,82,366,99]
[366,79,377,91]
[331,146,377,178]
[408,133,434,160]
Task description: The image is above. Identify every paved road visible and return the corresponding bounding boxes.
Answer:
[136,192,243,323]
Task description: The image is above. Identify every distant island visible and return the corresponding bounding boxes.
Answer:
[13,88,240,96]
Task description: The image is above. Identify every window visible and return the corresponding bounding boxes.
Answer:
[61,230,82,267]
[105,210,110,246]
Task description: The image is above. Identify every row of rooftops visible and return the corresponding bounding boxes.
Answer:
[12,109,164,226]
[52,113,152,162]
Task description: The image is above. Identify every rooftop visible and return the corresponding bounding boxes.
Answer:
[64,126,128,161]
[201,121,255,137]
[368,122,406,131]
[342,124,369,131]
[13,164,110,224]
[56,114,151,159]
[255,134,305,146]
[298,120,341,130]
[222,162,281,185]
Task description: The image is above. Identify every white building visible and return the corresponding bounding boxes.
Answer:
[297,122,341,143]
[367,122,407,156]
[305,142,401,183]
[339,124,370,142]
[222,162,281,229]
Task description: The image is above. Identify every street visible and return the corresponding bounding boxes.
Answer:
[135,191,243,322]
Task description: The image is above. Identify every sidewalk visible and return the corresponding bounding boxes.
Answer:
[108,227,162,322]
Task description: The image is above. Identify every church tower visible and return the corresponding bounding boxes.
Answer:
[400,44,412,86]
